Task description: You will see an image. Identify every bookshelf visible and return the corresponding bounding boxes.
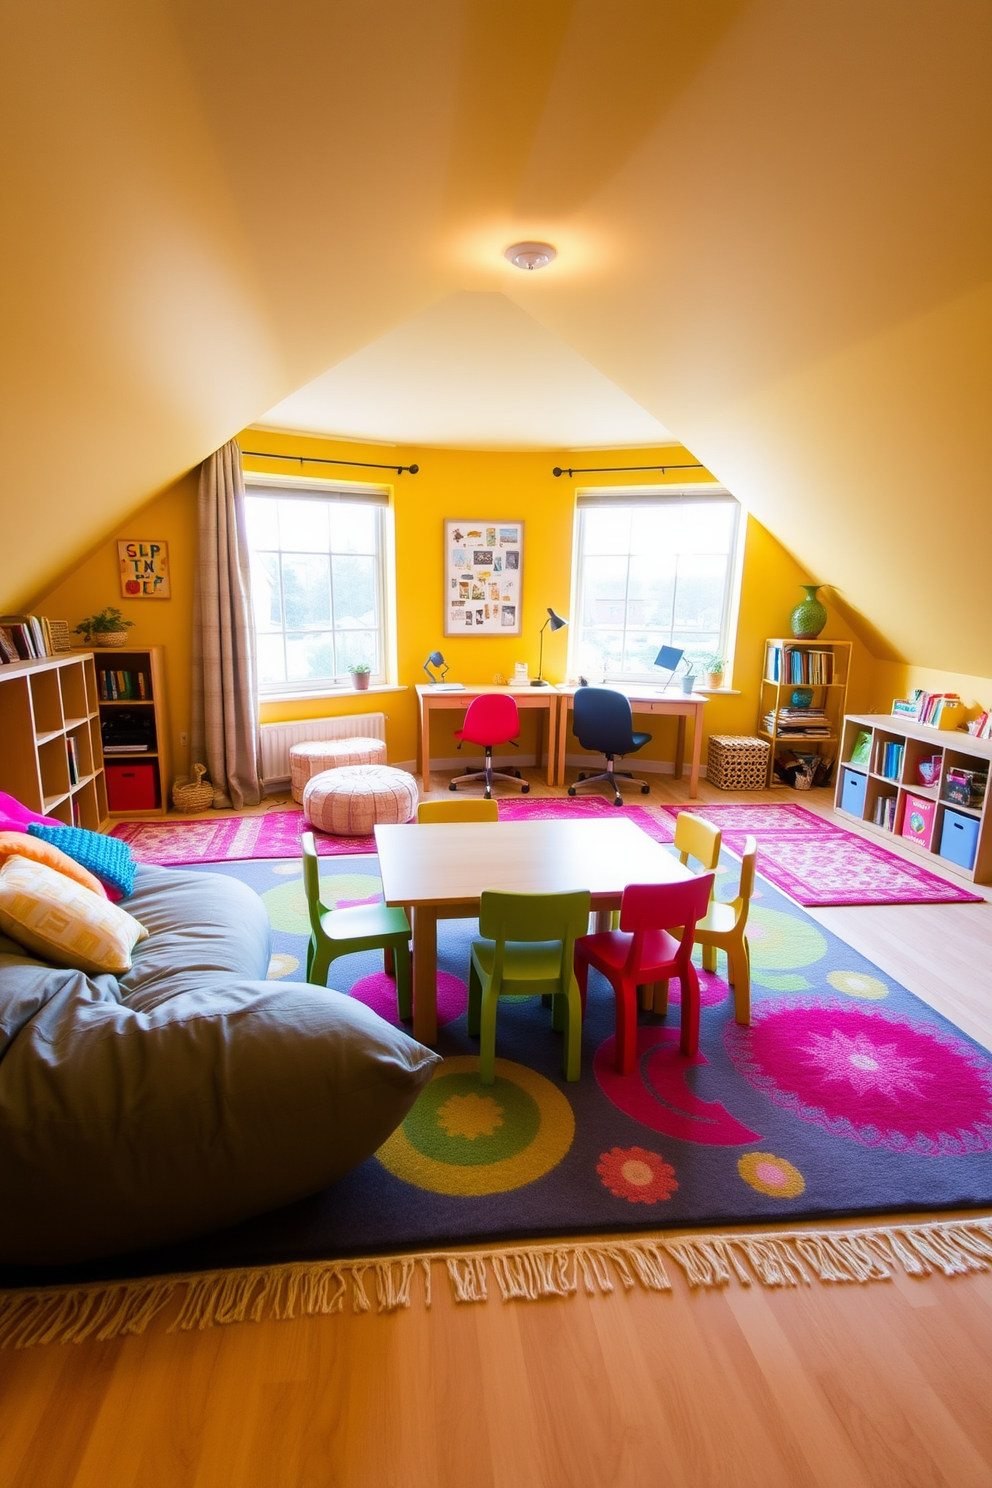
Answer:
[835,712,992,884]
[0,652,108,828]
[92,646,171,818]
[758,638,852,788]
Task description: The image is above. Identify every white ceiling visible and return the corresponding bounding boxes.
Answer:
[255,291,674,449]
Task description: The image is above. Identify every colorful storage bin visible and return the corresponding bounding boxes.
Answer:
[840,767,867,818]
[938,808,980,871]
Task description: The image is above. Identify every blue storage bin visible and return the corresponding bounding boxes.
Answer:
[840,767,867,818]
[938,808,980,870]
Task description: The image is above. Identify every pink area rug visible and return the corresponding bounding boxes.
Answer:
[655,803,984,907]
[110,796,675,866]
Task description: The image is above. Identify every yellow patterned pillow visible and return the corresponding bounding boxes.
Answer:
[0,855,148,975]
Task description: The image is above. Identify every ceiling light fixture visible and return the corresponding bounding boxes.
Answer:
[504,241,557,272]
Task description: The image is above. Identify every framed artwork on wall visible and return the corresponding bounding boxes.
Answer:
[119,541,171,599]
[444,520,523,635]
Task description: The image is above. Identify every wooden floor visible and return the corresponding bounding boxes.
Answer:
[2,770,991,1488]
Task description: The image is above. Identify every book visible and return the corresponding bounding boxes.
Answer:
[849,730,871,765]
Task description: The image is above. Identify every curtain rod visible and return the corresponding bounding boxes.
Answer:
[242,450,419,475]
[552,461,703,478]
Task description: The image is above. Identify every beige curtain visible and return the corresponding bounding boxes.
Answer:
[190,439,262,808]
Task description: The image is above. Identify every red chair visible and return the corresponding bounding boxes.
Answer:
[574,875,714,1072]
[450,694,530,800]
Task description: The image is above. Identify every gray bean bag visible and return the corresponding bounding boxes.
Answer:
[0,865,438,1264]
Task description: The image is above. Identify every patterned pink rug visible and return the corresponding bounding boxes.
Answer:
[111,797,983,907]
[655,803,984,907]
[110,796,675,866]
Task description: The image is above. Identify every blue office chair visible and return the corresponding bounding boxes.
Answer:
[567,687,652,807]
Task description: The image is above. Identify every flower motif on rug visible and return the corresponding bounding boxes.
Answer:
[437,1092,504,1139]
[746,905,827,992]
[827,970,889,1000]
[738,1152,806,1198]
[597,1146,678,1204]
[725,1000,992,1156]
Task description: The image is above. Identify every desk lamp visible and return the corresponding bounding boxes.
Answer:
[532,609,568,685]
[423,651,449,684]
[653,645,684,691]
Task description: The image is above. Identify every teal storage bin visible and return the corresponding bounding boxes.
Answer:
[938,808,980,871]
[840,767,867,818]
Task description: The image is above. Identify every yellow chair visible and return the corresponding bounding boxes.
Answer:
[682,834,756,1025]
[417,799,499,824]
[673,810,722,880]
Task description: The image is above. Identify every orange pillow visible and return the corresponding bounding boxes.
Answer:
[0,831,108,898]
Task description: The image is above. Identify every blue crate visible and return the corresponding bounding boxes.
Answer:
[938,808,980,871]
[840,767,867,818]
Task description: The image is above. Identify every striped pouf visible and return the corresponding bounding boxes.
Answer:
[302,764,418,837]
[289,737,387,803]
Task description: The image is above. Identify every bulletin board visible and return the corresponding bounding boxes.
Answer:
[444,520,523,636]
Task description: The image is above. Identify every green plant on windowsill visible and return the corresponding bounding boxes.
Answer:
[73,607,134,647]
[698,652,727,688]
[348,664,372,690]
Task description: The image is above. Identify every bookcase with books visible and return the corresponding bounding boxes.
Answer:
[758,639,852,788]
[0,652,108,828]
[835,712,992,883]
[92,646,171,817]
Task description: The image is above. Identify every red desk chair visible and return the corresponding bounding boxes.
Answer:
[450,694,530,800]
[574,874,714,1072]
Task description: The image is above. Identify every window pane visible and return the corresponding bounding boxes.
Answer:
[286,631,338,681]
[279,499,330,553]
[580,556,628,627]
[332,555,376,628]
[329,504,377,554]
[250,552,282,631]
[256,632,286,685]
[673,554,727,631]
[628,553,675,629]
[623,631,670,674]
[337,630,377,673]
[575,630,623,679]
[283,554,331,629]
[244,496,280,549]
[582,507,631,555]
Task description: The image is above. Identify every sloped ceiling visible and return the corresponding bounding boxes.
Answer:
[2,0,990,672]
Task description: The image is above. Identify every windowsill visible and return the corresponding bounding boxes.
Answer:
[259,683,408,704]
[695,687,741,695]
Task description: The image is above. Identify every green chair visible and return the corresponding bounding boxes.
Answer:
[468,889,591,1084]
[302,831,412,1018]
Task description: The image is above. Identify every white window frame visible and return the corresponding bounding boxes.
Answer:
[243,473,395,700]
[567,485,744,686]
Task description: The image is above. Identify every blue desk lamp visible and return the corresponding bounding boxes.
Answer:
[653,645,684,691]
[532,608,568,685]
[423,651,449,684]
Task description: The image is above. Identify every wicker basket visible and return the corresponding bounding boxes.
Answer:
[707,734,771,791]
[172,763,214,813]
[90,630,131,647]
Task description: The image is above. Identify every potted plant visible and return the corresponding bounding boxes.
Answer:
[699,652,727,689]
[348,664,372,691]
[73,607,134,648]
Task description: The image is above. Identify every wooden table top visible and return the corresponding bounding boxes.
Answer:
[374,817,689,907]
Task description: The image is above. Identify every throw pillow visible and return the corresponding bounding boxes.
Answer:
[0,855,147,975]
[0,790,62,835]
[0,830,108,898]
[27,823,135,899]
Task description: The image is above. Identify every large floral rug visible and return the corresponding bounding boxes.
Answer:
[12,848,988,1298]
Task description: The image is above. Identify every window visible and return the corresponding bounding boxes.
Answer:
[244,479,391,696]
[570,490,741,682]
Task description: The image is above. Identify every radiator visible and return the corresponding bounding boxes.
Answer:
[259,713,387,785]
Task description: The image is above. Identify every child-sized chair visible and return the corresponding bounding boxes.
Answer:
[469,889,591,1083]
[417,798,499,824]
[675,834,756,1025]
[301,831,412,1018]
[673,811,722,884]
[574,875,714,1071]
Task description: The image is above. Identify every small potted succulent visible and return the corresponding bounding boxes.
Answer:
[73,607,134,647]
[348,663,372,691]
[699,652,727,689]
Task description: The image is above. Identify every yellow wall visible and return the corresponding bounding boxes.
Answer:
[871,661,992,727]
[31,430,874,783]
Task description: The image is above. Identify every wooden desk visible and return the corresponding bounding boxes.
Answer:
[416,683,558,792]
[555,686,708,798]
[375,816,691,1045]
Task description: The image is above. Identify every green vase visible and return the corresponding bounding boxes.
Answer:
[790,584,827,639]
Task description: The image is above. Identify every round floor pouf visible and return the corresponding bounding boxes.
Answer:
[289,737,387,802]
[303,764,419,837]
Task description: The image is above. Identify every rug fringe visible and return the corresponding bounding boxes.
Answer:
[2,1216,990,1348]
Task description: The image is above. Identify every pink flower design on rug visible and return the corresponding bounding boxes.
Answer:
[597,1146,678,1203]
[725,1001,992,1155]
[658,803,832,835]
[349,970,467,1028]
[741,836,982,907]
[499,797,675,843]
